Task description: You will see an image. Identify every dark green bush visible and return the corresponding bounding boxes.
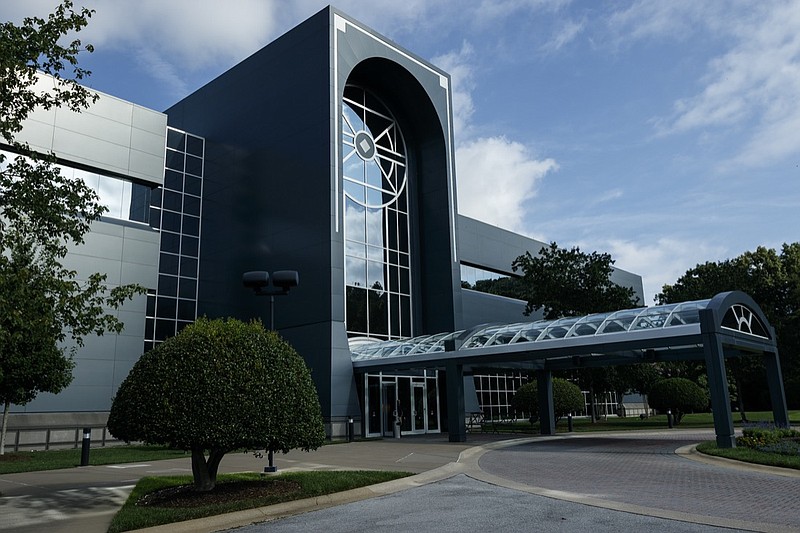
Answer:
[511,377,585,423]
[108,317,325,490]
[648,377,708,424]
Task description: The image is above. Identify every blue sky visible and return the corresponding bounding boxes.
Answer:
[6,1,799,304]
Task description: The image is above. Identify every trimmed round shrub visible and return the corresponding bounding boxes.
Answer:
[648,377,708,424]
[511,377,585,424]
[108,317,325,490]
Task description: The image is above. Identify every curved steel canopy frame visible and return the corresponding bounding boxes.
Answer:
[350,291,789,448]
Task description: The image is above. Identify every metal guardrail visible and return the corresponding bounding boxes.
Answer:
[6,425,112,452]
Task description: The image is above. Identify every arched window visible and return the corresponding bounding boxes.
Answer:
[342,85,412,340]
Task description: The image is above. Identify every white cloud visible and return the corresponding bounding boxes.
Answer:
[456,137,557,232]
[590,188,623,206]
[601,238,728,305]
[430,35,559,235]
[540,18,585,54]
[131,47,189,98]
[3,0,284,69]
[606,1,722,45]
[610,1,800,169]
[82,0,279,71]
[432,42,476,140]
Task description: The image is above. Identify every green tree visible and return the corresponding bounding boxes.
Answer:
[612,363,662,416]
[0,1,144,454]
[512,242,640,319]
[510,378,585,424]
[107,318,326,492]
[513,242,641,421]
[648,377,708,424]
[657,244,800,411]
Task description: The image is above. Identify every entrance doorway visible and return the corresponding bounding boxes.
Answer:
[381,382,396,438]
[365,371,439,437]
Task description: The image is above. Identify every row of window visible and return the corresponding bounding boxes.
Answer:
[473,373,620,420]
[143,128,204,351]
[473,373,530,420]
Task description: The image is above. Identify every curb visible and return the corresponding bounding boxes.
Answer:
[676,443,800,478]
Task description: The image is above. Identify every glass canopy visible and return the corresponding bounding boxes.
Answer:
[350,299,716,362]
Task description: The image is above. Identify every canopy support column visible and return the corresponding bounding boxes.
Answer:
[764,350,789,427]
[700,310,735,448]
[446,360,466,442]
[537,370,555,435]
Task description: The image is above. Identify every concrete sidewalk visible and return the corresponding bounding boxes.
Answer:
[0,433,500,533]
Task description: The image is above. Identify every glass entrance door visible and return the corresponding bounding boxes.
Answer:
[366,372,440,437]
[412,384,426,432]
[381,382,397,437]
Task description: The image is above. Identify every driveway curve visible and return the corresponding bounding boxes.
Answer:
[477,430,800,532]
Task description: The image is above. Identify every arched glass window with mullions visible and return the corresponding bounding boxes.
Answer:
[342,85,412,341]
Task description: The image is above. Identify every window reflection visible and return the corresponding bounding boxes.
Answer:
[345,199,366,243]
[0,149,152,224]
[342,86,412,340]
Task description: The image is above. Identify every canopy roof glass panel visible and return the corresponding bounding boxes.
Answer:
[349,298,741,362]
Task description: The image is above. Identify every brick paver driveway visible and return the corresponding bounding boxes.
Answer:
[478,430,800,531]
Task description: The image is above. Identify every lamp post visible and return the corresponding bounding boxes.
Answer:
[242,269,299,473]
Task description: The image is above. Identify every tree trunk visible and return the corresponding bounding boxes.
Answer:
[735,376,748,423]
[1,401,10,456]
[190,447,227,491]
[589,385,597,423]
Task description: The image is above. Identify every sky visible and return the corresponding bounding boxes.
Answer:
[4,0,799,304]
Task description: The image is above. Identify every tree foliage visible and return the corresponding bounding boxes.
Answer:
[657,244,800,410]
[648,378,708,424]
[511,378,585,424]
[512,242,642,421]
[462,276,526,300]
[0,1,143,454]
[512,242,640,319]
[108,318,326,491]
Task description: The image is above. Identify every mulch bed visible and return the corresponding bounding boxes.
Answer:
[137,479,302,508]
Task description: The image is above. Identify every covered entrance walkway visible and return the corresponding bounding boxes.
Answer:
[351,291,790,448]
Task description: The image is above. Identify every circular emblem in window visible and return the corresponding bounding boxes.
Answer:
[342,86,407,209]
[354,130,376,161]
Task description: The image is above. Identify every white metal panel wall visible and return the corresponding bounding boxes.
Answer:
[15,73,166,185]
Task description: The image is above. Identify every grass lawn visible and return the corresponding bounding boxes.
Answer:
[696,441,800,470]
[0,445,188,474]
[108,470,411,533]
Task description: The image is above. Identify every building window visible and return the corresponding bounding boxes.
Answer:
[460,264,508,288]
[343,85,412,340]
[143,128,205,350]
[0,149,152,224]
